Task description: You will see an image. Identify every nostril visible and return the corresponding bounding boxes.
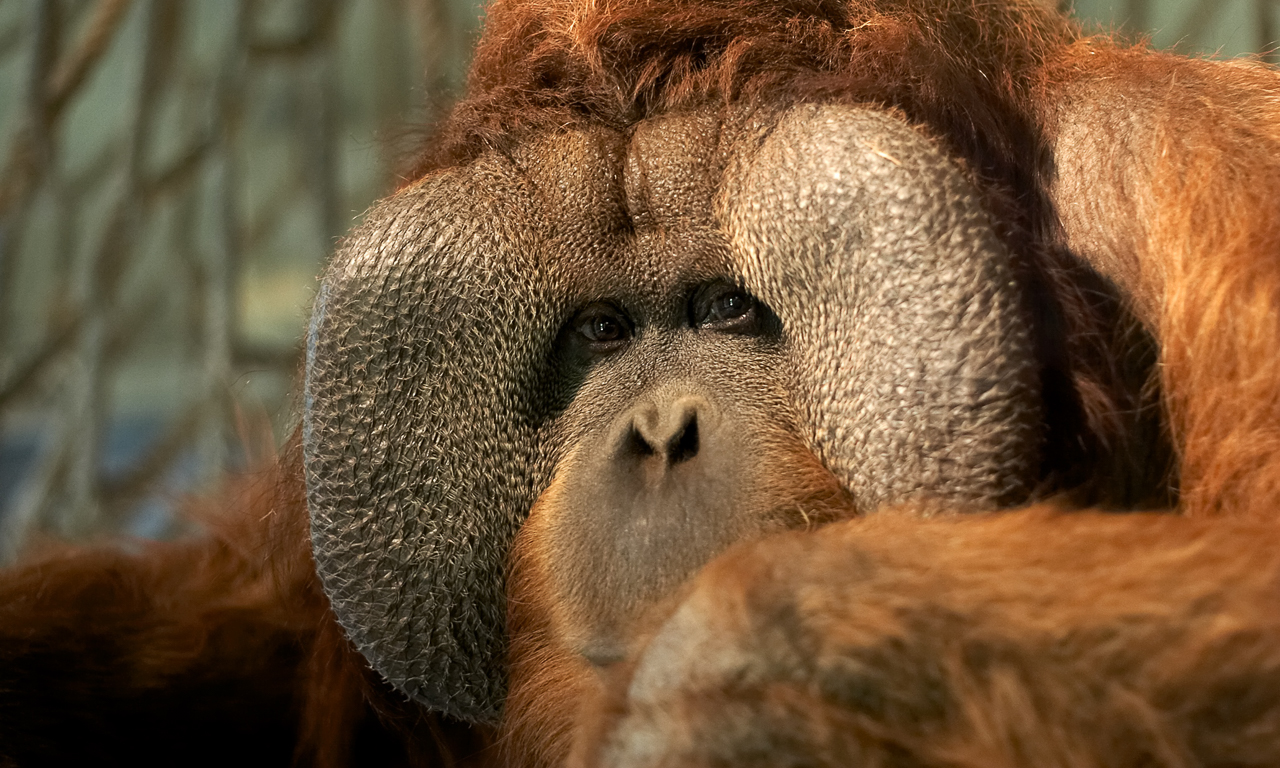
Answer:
[626,422,657,457]
[668,413,699,464]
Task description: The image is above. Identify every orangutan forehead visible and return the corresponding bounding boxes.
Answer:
[491,115,735,295]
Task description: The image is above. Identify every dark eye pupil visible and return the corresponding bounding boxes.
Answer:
[712,291,750,320]
[592,317,621,341]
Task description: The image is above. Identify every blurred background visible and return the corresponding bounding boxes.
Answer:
[0,0,1276,559]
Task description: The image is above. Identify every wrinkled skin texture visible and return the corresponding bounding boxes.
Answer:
[4,1,1280,767]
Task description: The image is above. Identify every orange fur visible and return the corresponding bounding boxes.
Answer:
[1043,46,1280,519]
[572,510,1280,767]
[0,436,490,767]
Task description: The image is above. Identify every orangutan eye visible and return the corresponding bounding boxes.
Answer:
[693,283,760,332]
[575,304,633,350]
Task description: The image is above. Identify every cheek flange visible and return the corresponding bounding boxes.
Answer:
[303,162,551,723]
[723,103,1042,512]
[303,126,637,724]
